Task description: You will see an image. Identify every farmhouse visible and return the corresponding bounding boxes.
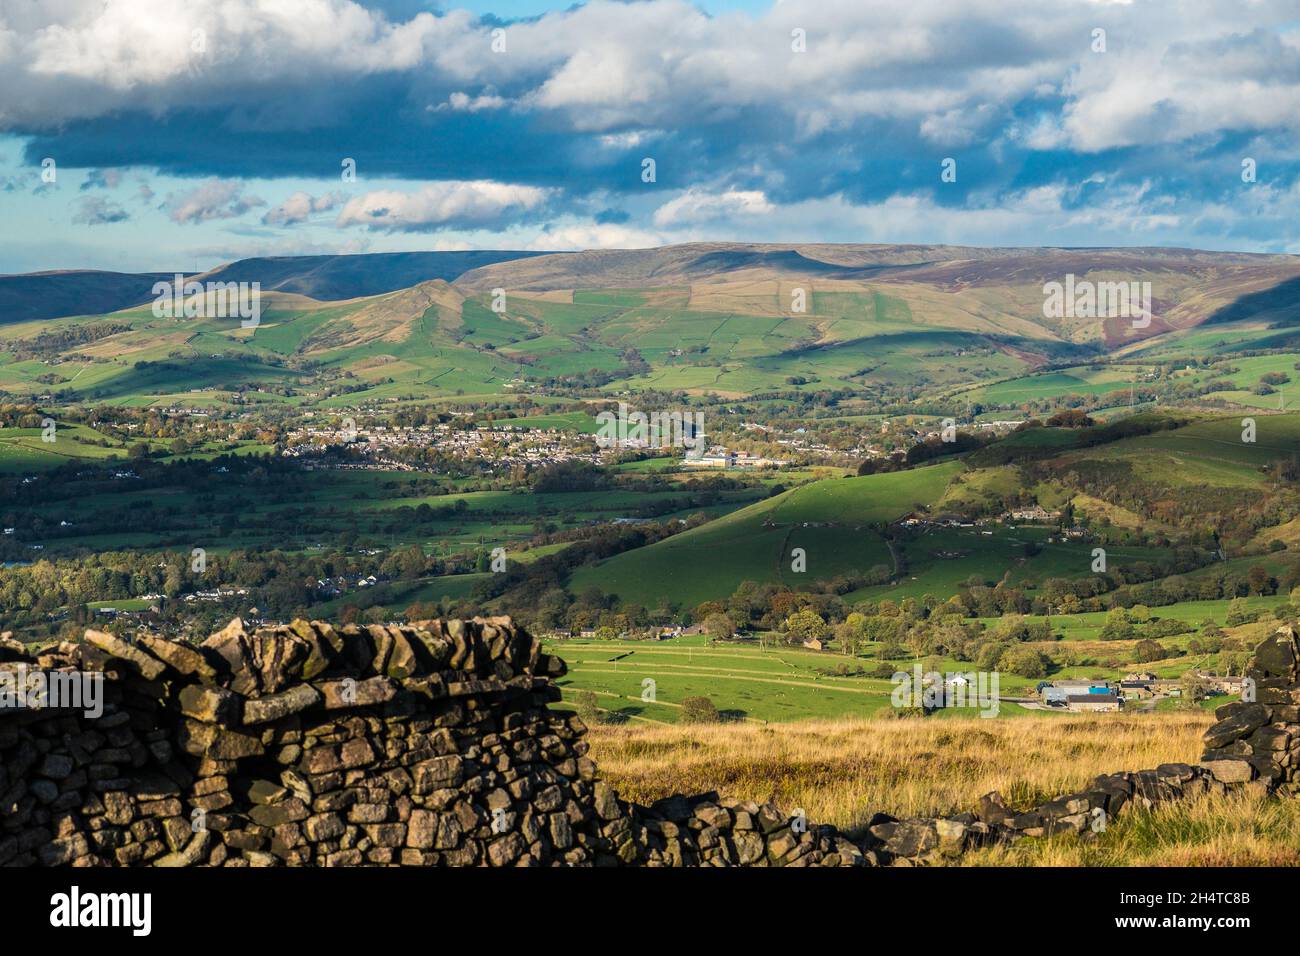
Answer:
[1178,671,1244,695]
[1002,505,1063,522]
[1205,675,1245,694]
[1119,680,1154,700]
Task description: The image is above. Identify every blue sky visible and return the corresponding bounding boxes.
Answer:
[1,0,1298,273]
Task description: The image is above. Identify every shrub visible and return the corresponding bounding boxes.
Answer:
[573,690,602,726]
[998,645,1050,678]
[680,695,721,724]
[1133,639,1168,663]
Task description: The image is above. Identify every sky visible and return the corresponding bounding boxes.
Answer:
[0,0,1298,273]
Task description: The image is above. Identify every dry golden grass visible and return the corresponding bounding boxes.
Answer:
[964,790,1300,866]
[586,712,1213,833]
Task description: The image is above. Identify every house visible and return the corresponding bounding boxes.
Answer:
[1067,692,1120,713]
[801,639,825,651]
[1204,675,1245,695]
[1119,681,1154,700]
[1124,671,1158,683]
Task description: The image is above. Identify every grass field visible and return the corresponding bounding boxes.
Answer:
[582,711,1212,831]
[545,606,1259,726]
[845,525,1171,604]
[551,635,907,724]
[967,365,1152,405]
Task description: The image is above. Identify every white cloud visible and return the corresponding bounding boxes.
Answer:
[527,222,664,251]
[653,188,775,228]
[161,179,266,224]
[436,91,507,112]
[3,0,1296,155]
[335,180,550,231]
[262,190,345,226]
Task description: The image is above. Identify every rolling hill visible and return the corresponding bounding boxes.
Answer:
[563,412,1300,608]
[0,250,550,325]
[2,243,1299,410]
[567,460,963,607]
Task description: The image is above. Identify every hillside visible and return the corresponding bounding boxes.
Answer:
[567,460,963,607]
[0,251,547,326]
[193,250,548,301]
[0,269,179,325]
[564,412,1300,608]
[3,243,1298,410]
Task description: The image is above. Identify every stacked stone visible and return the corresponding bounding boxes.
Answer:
[4,618,1298,868]
[1200,623,1300,791]
[601,792,873,867]
[862,763,1224,864]
[2,616,602,867]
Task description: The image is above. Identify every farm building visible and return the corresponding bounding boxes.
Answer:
[1041,680,1115,706]
[1196,673,1245,694]
[1119,680,1154,700]
[1066,691,1121,713]
[1002,505,1063,522]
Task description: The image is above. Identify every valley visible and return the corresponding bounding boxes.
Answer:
[3,242,1299,736]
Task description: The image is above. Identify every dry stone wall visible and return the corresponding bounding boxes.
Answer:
[0,616,869,867]
[1,618,1295,868]
[1200,622,1300,791]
